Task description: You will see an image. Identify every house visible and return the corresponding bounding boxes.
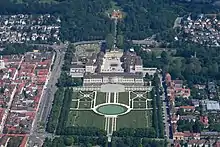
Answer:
[187,139,209,147]
[208,82,216,94]
[180,115,196,122]
[205,100,220,111]
[173,132,200,140]
[179,106,195,112]
[194,84,206,90]
[200,116,208,126]
[69,65,85,78]
[165,73,171,85]
[191,99,200,107]
[213,141,220,147]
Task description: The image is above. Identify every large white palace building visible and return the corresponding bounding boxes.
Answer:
[70,49,157,86]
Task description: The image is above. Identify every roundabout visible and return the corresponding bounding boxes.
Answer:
[93,103,130,116]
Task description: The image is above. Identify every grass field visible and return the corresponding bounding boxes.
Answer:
[118,92,129,105]
[79,101,92,109]
[133,101,146,109]
[72,92,79,100]
[71,100,78,109]
[96,92,106,105]
[67,110,105,128]
[117,110,152,129]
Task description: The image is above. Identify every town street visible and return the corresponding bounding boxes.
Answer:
[159,74,173,145]
[28,44,66,147]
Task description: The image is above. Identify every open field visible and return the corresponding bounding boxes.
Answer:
[71,100,78,108]
[117,110,152,129]
[96,92,106,105]
[118,92,129,105]
[78,101,92,109]
[67,110,105,128]
[133,101,147,109]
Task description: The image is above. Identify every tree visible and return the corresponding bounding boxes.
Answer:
[64,136,74,146]
[116,35,124,48]
[105,33,114,49]
[193,120,204,133]
[161,51,171,64]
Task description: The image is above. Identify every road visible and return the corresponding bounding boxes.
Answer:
[159,74,173,145]
[28,44,66,147]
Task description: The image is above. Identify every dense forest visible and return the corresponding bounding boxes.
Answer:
[135,41,220,86]
[0,0,219,42]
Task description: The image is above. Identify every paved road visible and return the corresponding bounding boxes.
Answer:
[159,74,173,145]
[28,44,66,147]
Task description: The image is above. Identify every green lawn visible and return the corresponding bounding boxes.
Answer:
[110,93,114,103]
[68,110,105,128]
[143,92,151,99]
[70,100,78,108]
[133,101,146,109]
[96,92,106,105]
[118,92,129,105]
[147,100,153,108]
[72,92,79,100]
[67,111,77,126]
[79,101,92,109]
[130,92,137,99]
[117,110,151,129]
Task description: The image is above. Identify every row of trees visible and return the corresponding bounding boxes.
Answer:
[154,75,164,138]
[43,135,107,147]
[0,43,49,55]
[151,74,164,138]
[56,72,83,87]
[111,137,166,147]
[62,44,74,71]
[151,88,159,137]
[113,128,156,138]
[62,127,106,136]
[56,88,72,134]
[46,88,64,133]
[105,33,124,49]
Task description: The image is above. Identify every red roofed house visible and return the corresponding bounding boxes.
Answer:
[173,131,200,140]
[200,116,209,126]
[179,106,195,112]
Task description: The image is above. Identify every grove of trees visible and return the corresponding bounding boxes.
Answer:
[111,137,166,147]
[46,88,64,133]
[56,88,73,134]
[0,0,219,43]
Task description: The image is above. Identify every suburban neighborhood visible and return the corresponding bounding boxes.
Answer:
[0,14,60,44]
[0,50,54,146]
[164,73,220,146]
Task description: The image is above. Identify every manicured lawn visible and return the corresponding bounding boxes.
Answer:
[130,92,137,99]
[79,101,92,109]
[96,92,106,105]
[133,101,146,109]
[67,111,77,126]
[143,91,151,99]
[110,93,114,103]
[117,110,151,129]
[70,100,78,108]
[72,92,79,100]
[118,92,129,105]
[147,100,153,108]
[70,110,105,128]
